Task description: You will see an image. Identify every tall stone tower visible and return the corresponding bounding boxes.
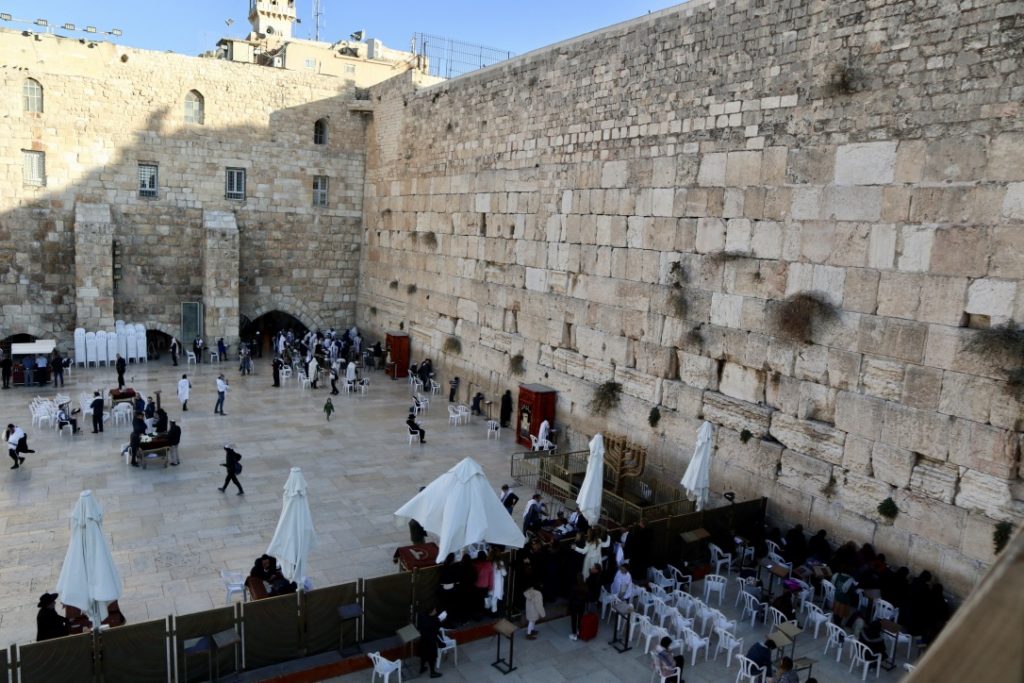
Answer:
[248,0,296,39]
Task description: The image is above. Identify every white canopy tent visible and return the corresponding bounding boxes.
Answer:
[55,491,123,627]
[394,457,526,560]
[10,340,57,356]
[680,421,714,511]
[266,468,318,584]
[576,433,605,525]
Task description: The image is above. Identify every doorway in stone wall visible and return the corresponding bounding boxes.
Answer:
[241,311,309,357]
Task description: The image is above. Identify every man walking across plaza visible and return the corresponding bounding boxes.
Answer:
[6,423,34,469]
[214,374,228,415]
[177,374,191,411]
[51,350,64,387]
[272,356,282,387]
[115,353,126,390]
[218,443,244,495]
[90,391,105,433]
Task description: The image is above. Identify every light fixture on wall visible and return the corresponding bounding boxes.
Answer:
[33,18,47,27]
[0,13,13,21]
[62,23,75,31]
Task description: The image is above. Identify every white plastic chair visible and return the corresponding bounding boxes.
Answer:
[407,427,421,445]
[882,628,915,662]
[739,591,764,627]
[648,567,675,593]
[368,651,402,683]
[635,589,658,619]
[804,602,831,639]
[648,582,670,602]
[703,574,727,606]
[599,586,618,621]
[713,627,743,667]
[691,597,715,636]
[848,639,882,680]
[667,611,694,640]
[186,351,197,366]
[641,621,670,654]
[429,379,440,395]
[673,590,695,619]
[448,405,461,426]
[872,598,899,623]
[436,627,457,670]
[297,372,311,389]
[735,654,766,682]
[681,626,709,666]
[824,622,847,661]
[709,543,732,576]
[711,608,736,635]
[765,606,787,631]
[767,552,792,577]
[220,570,245,604]
[209,351,220,363]
[820,579,836,610]
[279,366,292,385]
[486,420,500,439]
[652,598,676,629]
[649,651,681,683]
[765,540,782,557]
[666,564,692,593]
[630,613,652,647]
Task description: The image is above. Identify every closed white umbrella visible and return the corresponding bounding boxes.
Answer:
[576,433,605,525]
[680,421,714,511]
[395,457,526,560]
[55,491,123,627]
[267,468,318,584]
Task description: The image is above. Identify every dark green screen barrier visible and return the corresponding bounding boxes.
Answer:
[100,618,169,683]
[18,632,95,683]
[363,573,412,641]
[243,593,301,669]
[175,605,238,682]
[302,582,358,656]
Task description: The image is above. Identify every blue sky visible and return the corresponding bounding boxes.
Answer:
[1,1,683,57]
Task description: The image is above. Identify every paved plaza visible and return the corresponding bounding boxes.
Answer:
[0,355,512,648]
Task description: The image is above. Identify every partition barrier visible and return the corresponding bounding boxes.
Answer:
[3,499,767,683]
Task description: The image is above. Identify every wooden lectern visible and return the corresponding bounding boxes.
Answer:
[491,618,518,674]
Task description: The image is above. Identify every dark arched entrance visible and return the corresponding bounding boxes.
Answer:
[240,311,309,357]
[146,329,173,360]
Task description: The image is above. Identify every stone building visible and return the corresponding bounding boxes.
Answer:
[0,0,1022,595]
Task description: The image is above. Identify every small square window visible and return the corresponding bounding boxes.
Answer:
[304,58,316,70]
[313,175,329,207]
[22,150,45,186]
[344,64,356,75]
[225,167,246,200]
[138,163,158,198]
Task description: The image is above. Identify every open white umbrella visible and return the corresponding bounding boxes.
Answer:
[681,421,714,511]
[55,491,123,627]
[266,467,318,584]
[576,433,605,525]
[395,457,526,560]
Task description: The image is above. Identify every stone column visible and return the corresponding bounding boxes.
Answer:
[74,203,115,330]
[202,210,240,348]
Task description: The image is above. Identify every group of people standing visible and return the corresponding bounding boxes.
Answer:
[0,349,69,389]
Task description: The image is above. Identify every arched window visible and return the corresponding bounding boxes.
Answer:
[184,90,204,124]
[23,78,43,113]
[313,118,327,145]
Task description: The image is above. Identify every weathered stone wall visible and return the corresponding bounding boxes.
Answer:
[0,29,366,342]
[359,0,1024,595]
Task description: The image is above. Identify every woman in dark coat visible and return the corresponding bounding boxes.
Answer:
[500,390,513,428]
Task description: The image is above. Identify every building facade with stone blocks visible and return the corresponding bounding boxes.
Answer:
[0,28,368,345]
[356,0,1024,596]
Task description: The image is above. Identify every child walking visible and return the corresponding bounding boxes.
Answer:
[323,397,334,421]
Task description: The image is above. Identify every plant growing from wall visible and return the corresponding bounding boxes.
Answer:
[369,306,377,316]
[821,474,837,496]
[442,336,462,355]
[420,231,438,250]
[772,291,839,343]
[509,353,526,376]
[590,380,622,416]
[665,261,689,318]
[389,279,398,290]
[966,321,1024,400]
[407,283,417,295]
[707,250,752,266]
[829,64,867,95]
[739,429,753,443]
[648,406,661,428]
[993,521,1014,555]
[686,326,704,348]
[877,497,899,520]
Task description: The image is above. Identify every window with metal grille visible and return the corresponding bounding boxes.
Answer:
[225,167,246,200]
[313,118,327,145]
[22,150,45,186]
[344,64,356,75]
[138,163,158,198]
[312,175,329,206]
[184,90,204,124]
[23,78,43,113]
[304,58,316,70]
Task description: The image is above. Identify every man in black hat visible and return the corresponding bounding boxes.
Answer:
[218,443,244,495]
[36,592,70,641]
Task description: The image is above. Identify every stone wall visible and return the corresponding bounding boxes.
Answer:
[359,0,1024,595]
[0,29,367,342]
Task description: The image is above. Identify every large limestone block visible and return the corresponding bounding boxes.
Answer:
[615,365,659,403]
[838,472,894,519]
[697,152,727,187]
[876,271,921,320]
[948,418,1020,480]
[938,371,993,424]
[660,380,704,417]
[871,443,916,488]
[719,362,765,404]
[806,499,878,550]
[880,403,950,461]
[769,413,846,464]
[958,512,1000,564]
[797,380,836,423]
[917,275,968,325]
[702,391,773,437]
[834,141,898,185]
[986,133,1024,180]
[842,436,874,476]
[892,491,966,549]
[965,278,1017,320]
[677,351,718,390]
[860,357,905,401]
[826,349,862,390]
[835,390,886,440]
[901,364,943,410]
[928,227,990,278]
[954,469,1015,521]
[777,449,832,492]
[823,187,882,221]
[843,268,880,313]
[767,482,815,526]
[857,316,927,364]
[1002,182,1024,220]
[634,342,676,379]
[725,151,762,187]
[601,160,628,188]
[716,430,784,479]
[909,460,958,504]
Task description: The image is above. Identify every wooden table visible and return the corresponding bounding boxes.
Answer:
[794,656,817,680]
[774,620,803,660]
[762,561,791,597]
[109,388,136,408]
[392,542,438,571]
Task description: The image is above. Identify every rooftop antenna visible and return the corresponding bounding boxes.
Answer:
[311,0,323,42]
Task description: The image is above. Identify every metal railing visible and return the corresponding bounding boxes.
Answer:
[412,33,514,80]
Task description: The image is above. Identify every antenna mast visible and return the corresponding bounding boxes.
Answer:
[312,0,323,41]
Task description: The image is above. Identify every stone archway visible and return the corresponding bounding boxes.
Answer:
[244,297,323,334]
